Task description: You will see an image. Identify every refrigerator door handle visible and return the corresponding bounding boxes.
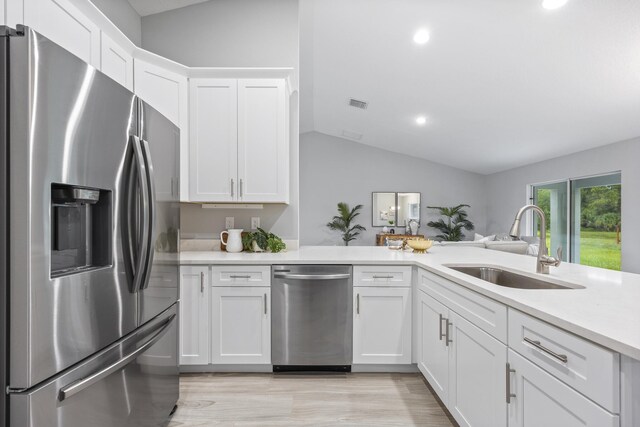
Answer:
[58,313,176,402]
[139,138,156,291]
[129,135,151,294]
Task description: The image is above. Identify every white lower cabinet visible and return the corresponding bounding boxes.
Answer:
[210,286,271,364]
[417,288,507,427]
[179,266,210,365]
[448,311,507,427]
[353,286,411,364]
[417,289,449,402]
[507,349,619,427]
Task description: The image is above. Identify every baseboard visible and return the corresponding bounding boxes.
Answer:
[180,364,273,373]
[180,364,419,374]
[351,364,419,373]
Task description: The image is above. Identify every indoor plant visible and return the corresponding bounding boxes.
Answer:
[326,202,366,246]
[426,204,475,241]
[242,228,286,253]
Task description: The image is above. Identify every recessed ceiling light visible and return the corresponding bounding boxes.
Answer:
[416,116,427,125]
[413,29,430,45]
[542,0,568,10]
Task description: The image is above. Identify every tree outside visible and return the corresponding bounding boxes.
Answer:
[535,185,621,270]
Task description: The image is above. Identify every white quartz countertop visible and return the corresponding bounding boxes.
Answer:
[179,246,640,360]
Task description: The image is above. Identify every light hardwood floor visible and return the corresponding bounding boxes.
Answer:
[169,373,456,426]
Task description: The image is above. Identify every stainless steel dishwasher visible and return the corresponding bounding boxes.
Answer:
[272,265,353,371]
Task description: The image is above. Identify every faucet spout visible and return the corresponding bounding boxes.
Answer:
[509,204,561,274]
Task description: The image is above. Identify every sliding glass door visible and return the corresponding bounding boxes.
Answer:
[531,172,621,271]
[532,182,568,262]
[570,174,621,270]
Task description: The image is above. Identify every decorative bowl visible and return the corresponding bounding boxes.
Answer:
[407,239,433,253]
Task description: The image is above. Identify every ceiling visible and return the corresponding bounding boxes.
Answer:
[300,0,640,174]
[127,0,210,16]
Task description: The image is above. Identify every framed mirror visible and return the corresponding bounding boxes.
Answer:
[372,192,421,227]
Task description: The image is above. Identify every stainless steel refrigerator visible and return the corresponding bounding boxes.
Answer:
[0,26,180,426]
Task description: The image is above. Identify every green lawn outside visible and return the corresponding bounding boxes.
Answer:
[544,230,621,271]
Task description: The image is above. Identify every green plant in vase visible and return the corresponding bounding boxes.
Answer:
[426,204,475,241]
[327,202,366,246]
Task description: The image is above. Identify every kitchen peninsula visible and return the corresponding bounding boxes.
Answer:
[179,245,639,427]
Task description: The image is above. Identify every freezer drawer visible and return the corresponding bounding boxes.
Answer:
[10,304,179,427]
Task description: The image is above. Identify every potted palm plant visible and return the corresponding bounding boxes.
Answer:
[426,204,475,241]
[327,202,366,246]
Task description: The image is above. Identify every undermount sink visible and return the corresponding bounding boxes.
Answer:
[445,265,585,290]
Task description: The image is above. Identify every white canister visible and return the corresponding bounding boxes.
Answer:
[220,229,244,253]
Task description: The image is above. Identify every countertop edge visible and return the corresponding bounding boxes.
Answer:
[177,249,640,360]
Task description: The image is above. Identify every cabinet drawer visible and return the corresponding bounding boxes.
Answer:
[353,266,412,287]
[509,309,620,413]
[211,266,271,287]
[418,268,507,343]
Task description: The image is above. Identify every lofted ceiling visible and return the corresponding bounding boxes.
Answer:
[127,0,210,16]
[300,0,640,174]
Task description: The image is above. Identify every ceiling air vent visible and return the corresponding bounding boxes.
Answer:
[348,98,368,110]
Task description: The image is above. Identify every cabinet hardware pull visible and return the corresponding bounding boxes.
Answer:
[200,272,204,293]
[264,293,267,315]
[239,179,243,198]
[523,337,568,363]
[372,275,394,279]
[438,314,446,341]
[506,363,516,403]
[356,293,360,314]
[445,319,453,346]
[231,179,235,198]
[230,275,251,279]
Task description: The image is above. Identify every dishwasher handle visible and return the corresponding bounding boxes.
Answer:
[273,273,351,281]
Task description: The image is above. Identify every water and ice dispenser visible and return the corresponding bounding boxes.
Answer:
[51,183,112,277]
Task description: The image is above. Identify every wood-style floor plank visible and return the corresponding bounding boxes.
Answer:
[169,373,456,426]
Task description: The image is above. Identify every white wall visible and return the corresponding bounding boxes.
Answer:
[141,0,298,68]
[485,137,640,273]
[90,0,141,45]
[140,0,300,243]
[300,131,488,246]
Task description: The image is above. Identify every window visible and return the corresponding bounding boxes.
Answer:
[530,172,621,271]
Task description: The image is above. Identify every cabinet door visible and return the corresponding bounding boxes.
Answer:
[508,350,619,427]
[237,79,289,203]
[179,266,210,365]
[24,0,100,68]
[353,287,411,364]
[100,32,133,90]
[211,287,271,364]
[189,79,238,202]
[448,311,507,427]
[417,290,450,404]
[134,59,189,200]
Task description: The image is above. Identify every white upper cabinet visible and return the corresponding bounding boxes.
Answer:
[189,78,238,202]
[100,32,133,91]
[189,78,289,204]
[134,59,187,127]
[237,79,289,203]
[24,0,100,68]
[134,58,189,201]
